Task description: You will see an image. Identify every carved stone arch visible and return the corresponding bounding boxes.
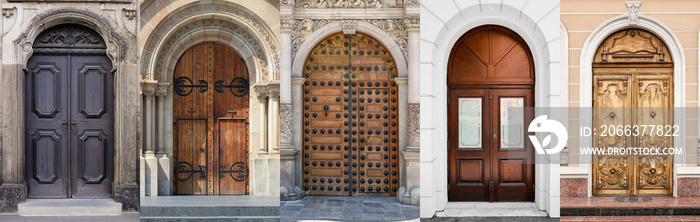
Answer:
[15,9,126,72]
[154,17,263,84]
[291,20,408,79]
[141,1,279,83]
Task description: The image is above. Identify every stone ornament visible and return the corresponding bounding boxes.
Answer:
[626,1,641,25]
[342,19,357,35]
[280,104,293,143]
[407,103,420,145]
[300,0,383,8]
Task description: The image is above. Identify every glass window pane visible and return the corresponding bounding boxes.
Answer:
[500,98,524,149]
[458,98,482,148]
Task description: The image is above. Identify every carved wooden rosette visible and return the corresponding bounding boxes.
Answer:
[592,28,673,195]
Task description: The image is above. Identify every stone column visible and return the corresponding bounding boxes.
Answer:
[255,85,269,154]
[141,81,158,196]
[401,15,421,205]
[156,82,171,195]
[268,87,281,154]
[279,15,300,200]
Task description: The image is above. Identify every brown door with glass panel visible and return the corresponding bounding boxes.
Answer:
[592,29,673,195]
[303,33,399,196]
[25,25,114,198]
[447,25,535,202]
[173,42,250,195]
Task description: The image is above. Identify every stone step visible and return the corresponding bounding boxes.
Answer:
[561,196,700,216]
[425,216,557,222]
[561,207,700,216]
[140,216,280,222]
[140,205,280,217]
[17,199,122,216]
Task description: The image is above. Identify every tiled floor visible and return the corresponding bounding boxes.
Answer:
[561,196,700,209]
[280,196,419,221]
[561,215,700,221]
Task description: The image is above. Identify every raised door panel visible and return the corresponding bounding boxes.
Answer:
[25,55,69,198]
[217,119,247,194]
[70,56,114,198]
[592,75,633,195]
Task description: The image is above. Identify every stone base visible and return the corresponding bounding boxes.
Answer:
[114,184,140,212]
[561,178,587,197]
[18,199,121,216]
[0,183,27,213]
[678,178,700,197]
[397,186,420,206]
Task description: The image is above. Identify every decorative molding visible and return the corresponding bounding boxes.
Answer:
[290,18,409,61]
[123,9,137,20]
[365,19,408,60]
[143,3,279,81]
[342,19,357,35]
[404,0,419,6]
[34,26,105,48]
[155,82,170,98]
[299,0,383,8]
[407,103,420,145]
[290,19,333,59]
[2,7,16,18]
[281,0,294,6]
[280,104,293,143]
[625,1,641,25]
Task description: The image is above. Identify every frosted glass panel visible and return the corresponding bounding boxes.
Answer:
[500,98,524,149]
[458,98,482,148]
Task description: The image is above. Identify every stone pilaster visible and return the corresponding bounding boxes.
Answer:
[141,81,158,197]
[155,83,171,196]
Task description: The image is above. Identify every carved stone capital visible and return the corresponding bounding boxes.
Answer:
[342,19,357,35]
[626,1,641,25]
[404,0,419,6]
[142,81,158,98]
[281,16,296,33]
[405,16,420,33]
[155,82,170,99]
[254,84,271,101]
[281,0,295,6]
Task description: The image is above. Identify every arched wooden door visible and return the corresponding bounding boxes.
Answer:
[447,25,535,202]
[173,42,250,195]
[302,33,399,196]
[592,29,673,195]
[25,25,114,198]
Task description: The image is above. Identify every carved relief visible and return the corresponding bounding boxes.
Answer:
[626,1,641,25]
[407,103,420,145]
[291,19,333,59]
[596,156,629,189]
[143,3,279,81]
[637,156,670,190]
[34,26,105,48]
[342,19,357,35]
[365,19,408,60]
[595,29,670,63]
[280,104,293,143]
[299,0,383,8]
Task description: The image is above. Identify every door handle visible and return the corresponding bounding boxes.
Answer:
[62,121,67,132]
[71,121,77,135]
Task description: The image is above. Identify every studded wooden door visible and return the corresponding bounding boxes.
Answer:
[592,29,674,195]
[303,33,399,196]
[173,42,250,195]
[25,25,114,198]
[447,25,535,202]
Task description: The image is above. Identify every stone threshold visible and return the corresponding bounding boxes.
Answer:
[430,202,550,219]
[562,215,700,222]
[561,196,700,216]
[17,199,122,216]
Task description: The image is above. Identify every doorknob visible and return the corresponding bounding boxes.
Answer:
[492,133,497,139]
[71,121,77,135]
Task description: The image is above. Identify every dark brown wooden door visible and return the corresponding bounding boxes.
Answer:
[303,33,399,196]
[25,25,114,198]
[173,42,249,195]
[447,25,535,202]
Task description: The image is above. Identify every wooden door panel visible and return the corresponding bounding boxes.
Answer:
[26,56,70,198]
[636,75,673,194]
[303,33,399,196]
[217,119,247,194]
[70,56,114,198]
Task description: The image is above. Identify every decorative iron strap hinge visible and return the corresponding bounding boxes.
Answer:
[174,76,208,96]
[214,77,249,97]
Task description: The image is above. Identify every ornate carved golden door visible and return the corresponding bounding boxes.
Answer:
[593,29,673,195]
[302,33,399,196]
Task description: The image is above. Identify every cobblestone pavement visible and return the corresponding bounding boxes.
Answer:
[280,196,419,221]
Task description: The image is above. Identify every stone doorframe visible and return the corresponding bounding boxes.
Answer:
[139,1,280,197]
[279,16,421,205]
[571,10,688,197]
[419,3,560,218]
[0,9,139,212]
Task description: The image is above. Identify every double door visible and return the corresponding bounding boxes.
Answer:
[448,88,534,201]
[25,53,114,198]
[593,73,673,195]
[303,33,399,196]
[173,42,249,195]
